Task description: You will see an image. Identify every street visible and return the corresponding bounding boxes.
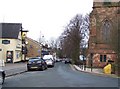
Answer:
[3,62,118,87]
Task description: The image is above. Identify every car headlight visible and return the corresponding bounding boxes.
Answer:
[28,61,32,64]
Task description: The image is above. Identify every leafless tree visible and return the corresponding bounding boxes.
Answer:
[59,14,89,64]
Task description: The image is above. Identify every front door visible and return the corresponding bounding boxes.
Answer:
[6,51,13,63]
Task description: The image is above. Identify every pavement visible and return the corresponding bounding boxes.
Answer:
[2,62,27,77]
[72,64,119,78]
[0,61,119,78]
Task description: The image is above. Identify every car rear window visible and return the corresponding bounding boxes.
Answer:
[29,58,40,62]
[44,58,52,60]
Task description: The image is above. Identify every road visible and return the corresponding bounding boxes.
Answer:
[2,62,119,87]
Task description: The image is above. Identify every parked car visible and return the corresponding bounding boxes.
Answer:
[55,58,62,62]
[0,70,5,85]
[27,57,47,71]
[43,55,55,63]
[65,58,71,64]
[43,58,55,67]
[43,55,55,67]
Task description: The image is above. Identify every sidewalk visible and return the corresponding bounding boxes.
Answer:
[72,64,118,78]
[2,62,27,77]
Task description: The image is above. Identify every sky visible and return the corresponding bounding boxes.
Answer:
[0,0,93,42]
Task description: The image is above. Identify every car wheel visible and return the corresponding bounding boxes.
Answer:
[52,64,54,67]
[0,73,4,85]
[41,65,45,71]
[45,65,48,70]
[27,67,31,71]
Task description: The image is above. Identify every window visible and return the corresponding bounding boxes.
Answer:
[100,55,103,62]
[100,55,107,62]
[101,20,112,43]
[104,0,111,5]
[2,40,10,44]
[16,52,19,59]
[104,55,106,62]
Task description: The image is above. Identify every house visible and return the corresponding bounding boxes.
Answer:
[26,37,42,58]
[41,44,50,56]
[0,23,22,63]
[87,0,120,67]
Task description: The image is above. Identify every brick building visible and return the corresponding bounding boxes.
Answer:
[26,37,52,59]
[87,0,120,67]
[26,37,42,58]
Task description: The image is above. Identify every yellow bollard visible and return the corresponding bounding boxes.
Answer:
[103,64,112,74]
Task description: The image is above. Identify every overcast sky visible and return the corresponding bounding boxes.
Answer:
[0,0,93,42]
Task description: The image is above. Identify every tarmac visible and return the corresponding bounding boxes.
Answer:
[0,62,119,78]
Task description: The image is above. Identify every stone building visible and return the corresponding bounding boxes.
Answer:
[87,0,120,67]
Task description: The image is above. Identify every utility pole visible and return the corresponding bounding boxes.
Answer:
[39,31,44,57]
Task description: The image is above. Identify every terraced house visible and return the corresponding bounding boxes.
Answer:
[87,0,120,68]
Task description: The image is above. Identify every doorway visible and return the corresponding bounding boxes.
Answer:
[6,51,13,63]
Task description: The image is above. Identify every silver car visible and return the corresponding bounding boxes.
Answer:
[43,55,55,67]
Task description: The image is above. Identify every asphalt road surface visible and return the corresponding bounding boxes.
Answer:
[2,62,119,87]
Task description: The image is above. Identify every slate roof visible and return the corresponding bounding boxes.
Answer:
[0,23,22,39]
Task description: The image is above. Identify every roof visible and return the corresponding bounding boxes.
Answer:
[26,37,41,46]
[0,23,22,39]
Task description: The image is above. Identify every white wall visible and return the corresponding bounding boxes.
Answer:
[0,38,22,63]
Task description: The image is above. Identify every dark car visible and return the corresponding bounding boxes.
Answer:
[65,58,71,64]
[27,57,47,71]
[0,70,5,85]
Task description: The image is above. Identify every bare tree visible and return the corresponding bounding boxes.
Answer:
[49,38,56,49]
[59,14,89,64]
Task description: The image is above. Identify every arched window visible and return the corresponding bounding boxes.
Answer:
[101,20,112,43]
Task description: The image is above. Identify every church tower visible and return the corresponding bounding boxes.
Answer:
[87,0,120,67]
